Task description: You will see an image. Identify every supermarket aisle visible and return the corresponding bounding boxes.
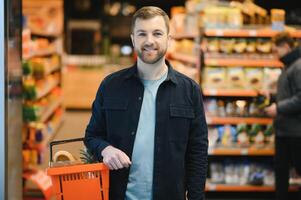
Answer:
[41,110,91,169]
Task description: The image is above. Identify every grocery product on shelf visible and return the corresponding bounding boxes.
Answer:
[208,123,274,149]
[209,159,275,186]
[22,0,64,172]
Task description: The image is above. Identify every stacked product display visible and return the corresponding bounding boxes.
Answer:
[168,3,201,84]
[22,0,64,170]
[170,0,301,195]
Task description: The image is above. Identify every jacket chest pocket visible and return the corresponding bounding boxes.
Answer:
[103,98,128,140]
[169,104,195,142]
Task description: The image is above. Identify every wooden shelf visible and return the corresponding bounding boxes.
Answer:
[36,77,60,100]
[40,97,63,122]
[204,27,301,38]
[208,147,274,156]
[169,53,198,64]
[172,33,198,40]
[203,89,257,97]
[36,110,64,151]
[206,183,299,192]
[205,58,283,67]
[206,117,273,125]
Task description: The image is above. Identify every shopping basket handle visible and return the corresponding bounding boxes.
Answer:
[49,137,84,165]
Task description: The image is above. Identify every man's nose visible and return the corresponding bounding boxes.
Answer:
[145,34,155,44]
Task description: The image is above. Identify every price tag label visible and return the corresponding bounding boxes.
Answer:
[208,89,217,96]
[216,30,224,36]
[249,30,257,37]
[241,149,249,155]
[207,183,217,191]
[30,170,52,191]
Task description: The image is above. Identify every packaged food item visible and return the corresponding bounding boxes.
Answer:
[217,100,226,117]
[218,125,236,147]
[210,162,225,183]
[208,127,219,148]
[204,99,218,116]
[264,124,274,145]
[235,100,248,117]
[220,39,235,54]
[236,123,250,147]
[271,9,285,31]
[263,68,281,93]
[233,39,247,53]
[246,39,257,53]
[227,8,243,29]
[256,39,272,53]
[227,67,245,88]
[203,67,227,89]
[225,101,236,117]
[245,68,263,90]
[207,38,220,52]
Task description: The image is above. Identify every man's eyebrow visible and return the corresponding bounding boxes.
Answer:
[136,30,146,33]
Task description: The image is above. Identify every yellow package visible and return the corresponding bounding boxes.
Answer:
[203,67,226,89]
[245,68,264,90]
[227,67,245,88]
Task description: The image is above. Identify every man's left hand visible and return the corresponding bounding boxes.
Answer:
[264,103,277,117]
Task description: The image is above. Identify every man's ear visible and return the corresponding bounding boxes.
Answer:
[131,34,134,47]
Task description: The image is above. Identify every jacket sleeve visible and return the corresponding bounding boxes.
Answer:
[186,83,208,200]
[84,81,110,161]
[277,64,301,115]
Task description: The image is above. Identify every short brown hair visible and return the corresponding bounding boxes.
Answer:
[273,32,295,48]
[131,6,170,34]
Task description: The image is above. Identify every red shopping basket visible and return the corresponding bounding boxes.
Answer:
[47,138,109,200]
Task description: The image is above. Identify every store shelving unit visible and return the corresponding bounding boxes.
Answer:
[206,183,299,192]
[204,58,283,67]
[22,0,64,172]
[201,24,301,196]
[206,117,273,125]
[208,147,274,156]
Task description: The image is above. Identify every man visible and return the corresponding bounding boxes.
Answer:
[264,32,301,200]
[84,6,208,200]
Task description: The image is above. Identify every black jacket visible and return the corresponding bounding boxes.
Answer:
[274,46,301,137]
[84,61,208,200]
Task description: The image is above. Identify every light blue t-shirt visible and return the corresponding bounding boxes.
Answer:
[125,72,168,200]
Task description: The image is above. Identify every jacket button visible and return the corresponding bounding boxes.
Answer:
[138,97,142,101]
[131,131,135,135]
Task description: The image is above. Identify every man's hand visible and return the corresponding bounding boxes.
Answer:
[264,103,277,117]
[101,146,131,170]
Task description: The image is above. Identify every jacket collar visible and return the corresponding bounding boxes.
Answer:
[124,60,178,85]
[280,46,301,67]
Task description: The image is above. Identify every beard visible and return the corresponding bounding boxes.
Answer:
[136,44,167,64]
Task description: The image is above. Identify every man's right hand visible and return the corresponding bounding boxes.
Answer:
[101,146,132,170]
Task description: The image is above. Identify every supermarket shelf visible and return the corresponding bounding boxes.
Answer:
[208,147,274,156]
[172,33,198,40]
[31,31,61,38]
[170,53,198,64]
[204,27,301,38]
[36,111,64,151]
[206,117,273,125]
[43,64,61,76]
[40,97,63,122]
[203,89,257,97]
[205,183,299,192]
[205,58,283,67]
[36,78,60,100]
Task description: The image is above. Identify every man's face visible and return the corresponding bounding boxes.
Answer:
[273,43,291,58]
[131,16,170,64]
